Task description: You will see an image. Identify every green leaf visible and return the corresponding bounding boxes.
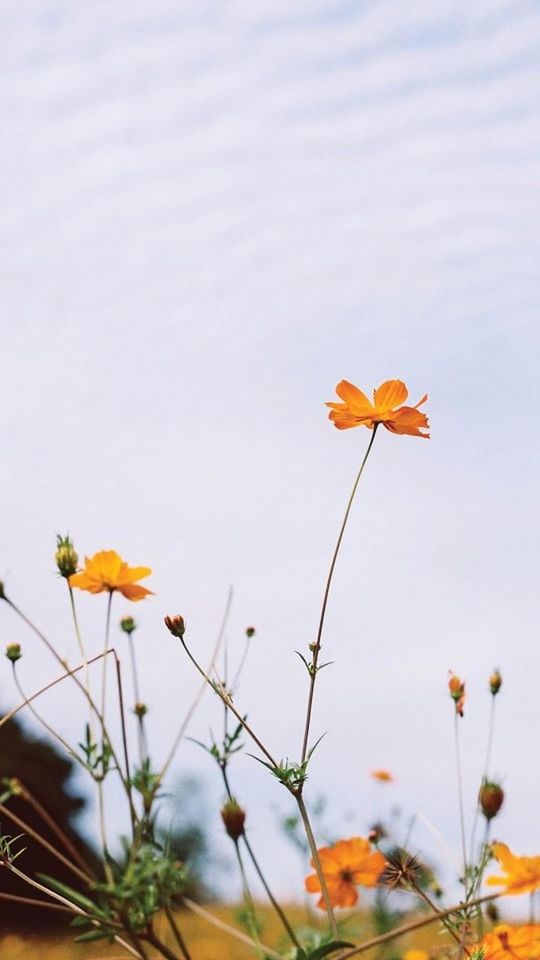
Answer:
[309,941,355,959]
[74,928,111,943]
[36,874,96,912]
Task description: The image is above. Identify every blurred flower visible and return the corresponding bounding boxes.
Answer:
[69,550,153,601]
[490,670,503,695]
[404,950,429,960]
[305,837,386,909]
[480,782,505,821]
[120,616,136,635]
[449,672,466,717]
[221,798,246,840]
[487,844,540,895]
[326,379,429,438]
[55,534,78,579]
[245,626,256,638]
[134,702,147,718]
[473,925,540,960]
[371,769,393,782]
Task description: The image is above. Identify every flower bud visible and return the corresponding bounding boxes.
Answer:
[0,581,5,600]
[480,781,504,821]
[134,702,147,718]
[164,615,185,639]
[245,626,256,638]
[120,616,136,635]
[221,798,246,840]
[6,643,22,663]
[368,822,386,844]
[55,534,79,579]
[486,901,499,923]
[489,670,502,696]
[448,672,466,717]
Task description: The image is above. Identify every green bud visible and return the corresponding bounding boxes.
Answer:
[245,626,256,638]
[134,702,147,718]
[6,643,22,663]
[120,616,136,635]
[55,534,78,578]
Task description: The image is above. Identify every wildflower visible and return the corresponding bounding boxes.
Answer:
[449,672,466,717]
[55,534,78,579]
[120,616,136,635]
[69,550,153,601]
[371,769,393,782]
[480,782,504,821]
[305,837,386,909]
[473,925,540,960]
[326,379,429,437]
[490,670,502,696]
[487,844,540,895]
[5,643,22,663]
[404,951,429,960]
[164,615,186,639]
[221,798,246,840]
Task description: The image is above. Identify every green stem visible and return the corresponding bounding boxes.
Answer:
[295,792,339,939]
[454,712,468,884]
[300,425,379,763]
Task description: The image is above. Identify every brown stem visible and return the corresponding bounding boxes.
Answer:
[164,902,192,960]
[182,897,283,960]
[339,892,500,959]
[144,927,183,960]
[0,891,70,912]
[0,802,93,885]
[19,782,95,876]
[296,792,339,939]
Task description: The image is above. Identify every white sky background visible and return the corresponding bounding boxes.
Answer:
[1,0,540,902]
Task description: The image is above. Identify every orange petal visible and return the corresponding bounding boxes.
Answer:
[119,583,154,601]
[373,380,408,413]
[384,406,430,438]
[334,381,374,416]
[304,872,321,893]
[119,565,152,584]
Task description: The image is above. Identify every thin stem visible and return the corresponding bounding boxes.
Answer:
[20,782,95,875]
[0,891,70,912]
[300,425,379,763]
[295,792,339,939]
[339,892,500,959]
[127,632,147,764]
[469,696,496,866]
[232,839,263,950]
[68,584,92,709]
[0,802,93,886]
[454,712,468,882]
[144,927,184,960]
[230,633,252,694]
[182,897,283,960]
[179,638,279,768]
[101,592,114,719]
[410,880,471,956]
[160,587,232,779]
[114,652,137,833]
[12,664,81,767]
[164,902,193,960]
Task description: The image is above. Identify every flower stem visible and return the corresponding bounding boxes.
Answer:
[469,696,496,866]
[454,712,468,883]
[300,425,379,763]
[295,792,339,939]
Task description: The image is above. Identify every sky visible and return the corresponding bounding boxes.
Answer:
[1,0,540,903]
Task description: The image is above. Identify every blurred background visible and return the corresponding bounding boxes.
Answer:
[1,0,539,920]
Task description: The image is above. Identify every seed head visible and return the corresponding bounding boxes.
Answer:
[134,702,148,718]
[480,781,504,821]
[489,670,502,696]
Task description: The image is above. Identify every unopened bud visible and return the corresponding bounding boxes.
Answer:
[6,643,22,663]
[221,798,246,840]
[245,626,256,638]
[448,672,466,717]
[0,581,5,600]
[164,615,185,639]
[486,901,499,923]
[368,822,386,844]
[480,782,504,821]
[134,702,147,718]
[490,670,502,696]
[55,534,79,579]
[120,616,136,635]
[2,777,23,798]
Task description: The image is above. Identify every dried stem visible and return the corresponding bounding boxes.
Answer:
[182,897,283,960]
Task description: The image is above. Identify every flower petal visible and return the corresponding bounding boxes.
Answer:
[119,583,154,601]
[334,380,374,416]
[373,380,408,413]
[384,405,430,438]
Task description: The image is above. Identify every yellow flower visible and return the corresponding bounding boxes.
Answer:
[326,379,429,437]
[305,837,386,910]
[371,769,394,782]
[474,925,540,960]
[404,950,429,960]
[69,550,153,602]
[486,844,540,895]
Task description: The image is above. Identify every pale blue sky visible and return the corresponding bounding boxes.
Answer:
[1,0,540,900]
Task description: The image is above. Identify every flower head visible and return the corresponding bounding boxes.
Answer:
[305,836,386,910]
[326,379,429,438]
[490,670,503,696]
[221,798,246,840]
[473,925,540,960]
[371,769,393,782]
[55,534,78,579]
[69,550,153,601]
[480,782,505,821]
[449,672,466,717]
[487,844,540,895]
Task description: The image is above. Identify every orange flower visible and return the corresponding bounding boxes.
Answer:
[486,844,540,895]
[448,672,466,717]
[305,837,386,910]
[326,379,429,437]
[473,925,540,960]
[371,770,393,782]
[69,550,153,602]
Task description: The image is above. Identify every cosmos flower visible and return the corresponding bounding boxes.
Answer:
[473,925,540,960]
[371,770,394,782]
[326,379,429,437]
[305,837,386,909]
[486,844,540,896]
[69,550,153,601]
